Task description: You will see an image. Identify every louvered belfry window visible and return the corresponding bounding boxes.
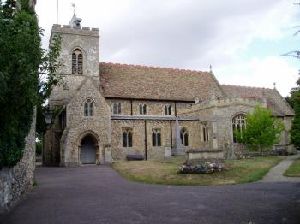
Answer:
[72,49,83,74]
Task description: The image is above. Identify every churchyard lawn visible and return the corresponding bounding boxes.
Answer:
[284,158,300,177]
[112,156,283,186]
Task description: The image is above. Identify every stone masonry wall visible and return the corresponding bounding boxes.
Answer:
[60,78,111,166]
[50,24,99,106]
[108,99,192,116]
[111,119,204,160]
[0,109,36,213]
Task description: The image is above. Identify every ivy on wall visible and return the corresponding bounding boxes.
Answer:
[0,0,61,168]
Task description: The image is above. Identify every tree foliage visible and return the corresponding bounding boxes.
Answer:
[291,91,300,149]
[235,106,284,153]
[0,0,61,168]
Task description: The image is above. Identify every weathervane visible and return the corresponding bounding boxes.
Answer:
[56,0,59,24]
[72,2,76,15]
[209,64,213,73]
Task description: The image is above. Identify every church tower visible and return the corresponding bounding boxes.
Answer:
[49,15,100,104]
[44,16,111,167]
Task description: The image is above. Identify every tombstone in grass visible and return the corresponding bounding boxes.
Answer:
[164,139,172,159]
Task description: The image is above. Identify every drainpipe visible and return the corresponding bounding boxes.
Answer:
[170,120,172,149]
[144,120,148,160]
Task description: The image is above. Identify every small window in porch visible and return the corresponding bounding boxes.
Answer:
[84,98,93,116]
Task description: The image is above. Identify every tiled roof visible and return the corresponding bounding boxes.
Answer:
[100,62,225,102]
[221,85,294,116]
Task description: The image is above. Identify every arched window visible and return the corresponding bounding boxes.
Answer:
[72,48,83,74]
[139,104,147,115]
[164,104,172,115]
[180,128,189,146]
[84,98,93,116]
[123,128,133,147]
[232,114,246,143]
[202,123,209,142]
[112,102,121,115]
[152,128,161,146]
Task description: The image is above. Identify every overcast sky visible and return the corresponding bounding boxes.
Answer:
[36,0,300,96]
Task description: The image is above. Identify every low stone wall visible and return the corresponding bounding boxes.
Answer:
[0,109,36,213]
[187,149,224,161]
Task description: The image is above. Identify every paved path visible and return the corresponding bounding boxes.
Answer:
[262,152,300,183]
[1,166,300,224]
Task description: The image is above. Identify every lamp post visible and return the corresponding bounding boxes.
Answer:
[44,105,53,165]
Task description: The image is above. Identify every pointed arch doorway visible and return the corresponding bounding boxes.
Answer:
[80,134,98,164]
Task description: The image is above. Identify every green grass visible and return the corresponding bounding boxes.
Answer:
[284,158,300,177]
[112,156,283,186]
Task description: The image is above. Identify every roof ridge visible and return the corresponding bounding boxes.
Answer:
[221,84,273,91]
[99,61,209,74]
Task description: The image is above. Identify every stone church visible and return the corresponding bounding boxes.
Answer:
[44,16,294,167]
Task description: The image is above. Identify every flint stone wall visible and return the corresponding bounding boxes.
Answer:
[0,109,36,213]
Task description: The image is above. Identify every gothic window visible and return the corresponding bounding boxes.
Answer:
[180,128,189,146]
[84,98,93,116]
[202,124,209,142]
[123,128,133,147]
[232,114,246,143]
[152,128,161,146]
[139,104,147,115]
[72,48,83,74]
[164,104,172,115]
[112,102,121,115]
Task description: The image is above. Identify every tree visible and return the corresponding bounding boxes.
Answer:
[235,106,284,154]
[291,91,300,149]
[0,0,61,168]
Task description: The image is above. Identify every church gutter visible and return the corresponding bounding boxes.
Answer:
[111,115,199,121]
[105,97,194,104]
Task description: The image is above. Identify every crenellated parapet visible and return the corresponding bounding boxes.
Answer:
[180,97,262,115]
[51,24,99,37]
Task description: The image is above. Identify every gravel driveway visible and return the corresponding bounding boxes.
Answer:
[1,166,300,224]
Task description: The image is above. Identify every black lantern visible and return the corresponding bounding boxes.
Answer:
[44,105,53,125]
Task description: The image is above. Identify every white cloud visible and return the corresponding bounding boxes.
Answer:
[216,56,298,96]
[35,0,300,96]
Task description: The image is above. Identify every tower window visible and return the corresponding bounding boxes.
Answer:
[123,128,133,147]
[72,49,83,74]
[180,128,189,146]
[84,98,93,116]
[152,128,161,146]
